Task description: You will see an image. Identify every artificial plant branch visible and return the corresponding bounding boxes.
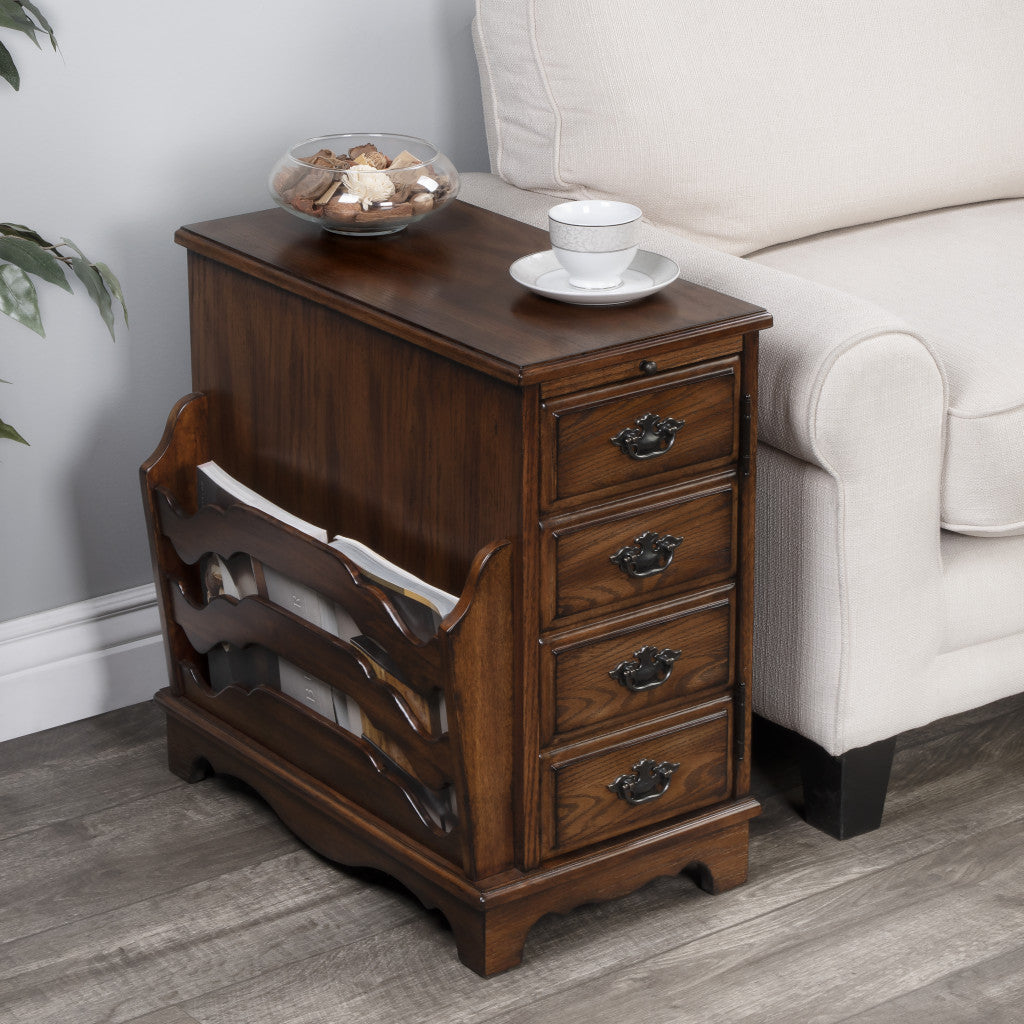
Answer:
[1,5,126,445]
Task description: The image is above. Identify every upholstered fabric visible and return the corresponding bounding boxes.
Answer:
[757,444,1024,753]
[474,0,1024,255]
[751,200,1024,537]
[941,531,1024,654]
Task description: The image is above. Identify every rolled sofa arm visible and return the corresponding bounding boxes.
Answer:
[461,173,950,754]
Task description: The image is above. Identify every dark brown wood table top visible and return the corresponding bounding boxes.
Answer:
[176,201,770,387]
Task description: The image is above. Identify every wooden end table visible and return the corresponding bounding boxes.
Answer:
[141,200,771,975]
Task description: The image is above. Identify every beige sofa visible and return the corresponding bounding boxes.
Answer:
[464,0,1024,836]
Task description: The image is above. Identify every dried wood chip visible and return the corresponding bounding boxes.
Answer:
[314,180,343,205]
[388,150,422,171]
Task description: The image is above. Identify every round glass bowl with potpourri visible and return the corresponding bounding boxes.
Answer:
[269,133,459,237]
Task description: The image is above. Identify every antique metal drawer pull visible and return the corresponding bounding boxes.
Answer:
[610,412,685,461]
[609,645,682,692]
[608,758,680,805]
[610,530,682,578]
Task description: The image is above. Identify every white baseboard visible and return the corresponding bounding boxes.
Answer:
[0,584,166,742]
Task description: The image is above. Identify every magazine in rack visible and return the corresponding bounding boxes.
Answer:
[197,462,349,725]
[195,461,454,744]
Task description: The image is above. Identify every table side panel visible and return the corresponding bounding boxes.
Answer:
[187,254,525,598]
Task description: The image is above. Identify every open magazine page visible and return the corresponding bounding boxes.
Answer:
[329,535,457,641]
[197,462,328,540]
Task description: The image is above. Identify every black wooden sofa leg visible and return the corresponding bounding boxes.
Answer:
[798,736,897,840]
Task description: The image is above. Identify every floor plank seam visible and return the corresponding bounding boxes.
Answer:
[0,844,317,959]
[0,781,187,847]
[828,940,1024,1024]
[161,916,436,1023]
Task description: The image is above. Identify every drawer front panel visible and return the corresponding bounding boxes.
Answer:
[543,708,732,856]
[542,592,734,742]
[542,358,739,508]
[543,481,737,627]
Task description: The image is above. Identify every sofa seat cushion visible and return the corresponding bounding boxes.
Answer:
[474,0,1024,256]
[750,199,1024,537]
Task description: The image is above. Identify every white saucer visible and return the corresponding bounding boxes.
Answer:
[509,249,680,306]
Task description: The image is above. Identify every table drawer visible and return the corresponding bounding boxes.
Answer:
[541,479,736,627]
[541,358,740,509]
[541,706,733,856]
[541,590,734,742]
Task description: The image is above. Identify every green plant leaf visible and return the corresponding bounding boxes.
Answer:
[0,413,29,445]
[62,237,123,337]
[59,236,86,259]
[0,0,40,47]
[0,222,56,247]
[16,0,55,48]
[94,261,128,326]
[0,235,71,291]
[0,0,59,90]
[69,255,115,339]
[0,262,44,336]
[0,38,19,89]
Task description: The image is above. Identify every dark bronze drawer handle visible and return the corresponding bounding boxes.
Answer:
[608,758,680,805]
[609,645,682,692]
[610,412,685,461]
[610,531,681,578]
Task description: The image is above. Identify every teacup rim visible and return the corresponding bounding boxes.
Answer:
[548,200,643,227]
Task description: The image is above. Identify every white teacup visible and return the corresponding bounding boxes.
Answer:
[548,200,642,289]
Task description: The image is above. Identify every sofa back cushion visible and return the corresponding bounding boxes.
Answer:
[474,0,1024,255]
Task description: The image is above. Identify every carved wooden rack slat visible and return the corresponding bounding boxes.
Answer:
[174,661,459,850]
[167,584,454,789]
[154,490,447,688]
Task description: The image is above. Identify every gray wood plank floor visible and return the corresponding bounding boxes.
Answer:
[1,693,1022,1024]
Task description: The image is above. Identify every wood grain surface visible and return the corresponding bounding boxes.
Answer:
[540,705,732,855]
[2,691,1021,1023]
[543,478,737,626]
[176,204,770,386]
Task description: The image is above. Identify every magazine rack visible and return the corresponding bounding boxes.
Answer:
[142,392,522,972]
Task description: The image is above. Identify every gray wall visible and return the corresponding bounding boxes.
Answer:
[0,0,488,622]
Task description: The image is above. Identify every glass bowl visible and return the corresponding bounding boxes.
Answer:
[269,133,459,236]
